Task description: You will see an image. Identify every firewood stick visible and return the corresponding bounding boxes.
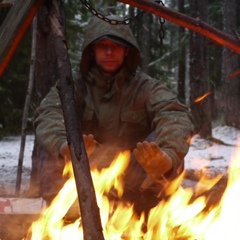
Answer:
[49,1,104,239]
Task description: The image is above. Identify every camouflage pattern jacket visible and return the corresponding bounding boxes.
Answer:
[34,67,193,173]
[34,16,193,178]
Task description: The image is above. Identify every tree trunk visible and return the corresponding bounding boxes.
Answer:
[141,13,153,74]
[106,0,116,15]
[28,2,64,197]
[222,0,240,128]
[189,0,212,138]
[177,0,186,104]
[32,4,61,106]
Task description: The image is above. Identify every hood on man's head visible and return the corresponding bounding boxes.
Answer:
[92,35,132,48]
[80,15,140,76]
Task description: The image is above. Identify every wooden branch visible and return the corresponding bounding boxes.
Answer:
[117,0,240,54]
[15,16,38,196]
[0,0,44,77]
[49,1,104,239]
[229,69,240,80]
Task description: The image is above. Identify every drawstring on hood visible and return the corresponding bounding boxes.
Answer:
[80,15,140,77]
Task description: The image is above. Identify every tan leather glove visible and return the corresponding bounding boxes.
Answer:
[133,141,172,184]
[83,134,97,157]
[60,134,97,160]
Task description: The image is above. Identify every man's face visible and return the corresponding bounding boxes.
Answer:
[93,38,128,78]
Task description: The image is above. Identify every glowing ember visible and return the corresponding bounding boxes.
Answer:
[25,146,240,240]
[194,92,213,103]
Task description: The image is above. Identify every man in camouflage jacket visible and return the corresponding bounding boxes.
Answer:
[34,15,193,215]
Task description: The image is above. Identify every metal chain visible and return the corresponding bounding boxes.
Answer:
[79,0,145,25]
[79,0,165,44]
[157,1,165,46]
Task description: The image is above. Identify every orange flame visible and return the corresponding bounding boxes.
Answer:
[25,146,240,239]
[194,92,213,103]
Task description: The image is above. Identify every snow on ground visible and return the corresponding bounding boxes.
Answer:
[0,126,240,196]
[185,126,240,177]
[0,135,34,195]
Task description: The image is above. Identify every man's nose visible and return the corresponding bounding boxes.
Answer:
[105,46,114,53]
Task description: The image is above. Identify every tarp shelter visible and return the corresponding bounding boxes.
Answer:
[0,0,43,77]
[0,0,14,8]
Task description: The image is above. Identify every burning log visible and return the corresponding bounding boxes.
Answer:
[48,1,104,239]
[22,150,234,240]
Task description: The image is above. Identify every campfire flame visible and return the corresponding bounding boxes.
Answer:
[25,147,240,239]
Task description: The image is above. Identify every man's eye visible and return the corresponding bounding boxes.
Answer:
[95,42,121,49]
[97,43,107,48]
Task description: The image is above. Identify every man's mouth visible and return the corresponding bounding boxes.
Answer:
[104,60,115,64]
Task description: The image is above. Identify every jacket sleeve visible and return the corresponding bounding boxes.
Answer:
[34,85,67,160]
[145,78,194,175]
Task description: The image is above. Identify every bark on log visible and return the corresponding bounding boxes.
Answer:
[117,0,240,54]
[49,1,104,239]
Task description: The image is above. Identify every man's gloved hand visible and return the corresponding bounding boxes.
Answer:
[60,134,97,160]
[133,141,172,182]
[60,142,71,160]
[83,134,97,157]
